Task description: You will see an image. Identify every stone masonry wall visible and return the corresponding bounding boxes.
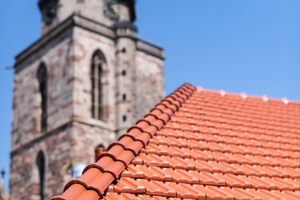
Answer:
[10,24,119,199]
[9,125,73,200]
[10,27,76,199]
[134,50,165,120]
[11,28,75,152]
[115,36,137,133]
[71,122,116,165]
[10,16,165,199]
[72,26,117,129]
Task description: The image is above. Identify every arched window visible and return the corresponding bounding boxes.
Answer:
[37,64,48,132]
[36,151,45,200]
[95,144,105,161]
[91,51,106,120]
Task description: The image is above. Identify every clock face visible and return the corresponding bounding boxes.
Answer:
[44,0,58,25]
[104,0,119,21]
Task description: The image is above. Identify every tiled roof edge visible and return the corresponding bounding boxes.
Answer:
[51,83,196,200]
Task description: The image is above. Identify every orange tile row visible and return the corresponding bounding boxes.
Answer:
[161,123,300,147]
[171,114,300,138]
[155,130,300,153]
[198,115,299,131]
[183,110,300,132]
[188,101,300,119]
[186,105,295,119]
[181,104,300,123]
[166,118,300,142]
[142,144,300,168]
[170,111,299,134]
[132,153,300,176]
[122,165,300,190]
[126,160,300,179]
[149,135,300,159]
[50,83,197,200]
[192,161,300,179]
[204,126,300,146]
[177,107,300,127]
[108,177,300,200]
[105,193,180,200]
[183,100,300,125]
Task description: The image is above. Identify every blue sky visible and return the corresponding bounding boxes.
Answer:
[0,0,299,193]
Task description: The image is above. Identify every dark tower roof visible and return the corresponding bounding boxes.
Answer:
[38,0,136,22]
[38,0,52,9]
[125,0,136,22]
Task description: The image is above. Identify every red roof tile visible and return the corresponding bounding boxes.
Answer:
[51,83,300,200]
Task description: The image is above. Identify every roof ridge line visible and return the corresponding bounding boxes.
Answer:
[51,83,197,200]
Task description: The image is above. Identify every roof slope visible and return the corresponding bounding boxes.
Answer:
[52,83,300,200]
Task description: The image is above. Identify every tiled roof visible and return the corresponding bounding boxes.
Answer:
[51,83,300,200]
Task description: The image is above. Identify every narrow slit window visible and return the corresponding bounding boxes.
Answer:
[36,151,45,200]
[37,64,48,132]
[122,94,127,101]
[123,115,127,122]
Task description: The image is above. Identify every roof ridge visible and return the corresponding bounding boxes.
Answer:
[51,83,197,200]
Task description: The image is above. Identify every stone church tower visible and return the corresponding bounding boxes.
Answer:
[9,0,164,199]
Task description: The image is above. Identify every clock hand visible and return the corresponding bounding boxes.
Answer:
[111,5,119,13]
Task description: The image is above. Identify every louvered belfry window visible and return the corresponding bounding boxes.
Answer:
[37,64,48,132]
[91,52,104,120]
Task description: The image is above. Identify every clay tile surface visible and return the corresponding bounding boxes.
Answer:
[51,83,300,200]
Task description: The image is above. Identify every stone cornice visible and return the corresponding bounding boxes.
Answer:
[15,14,164,67]
[116,27,137,39]
[136,38,165,59]
[73,14,116,39]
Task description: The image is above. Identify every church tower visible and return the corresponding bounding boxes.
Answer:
[9,0,164,199]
